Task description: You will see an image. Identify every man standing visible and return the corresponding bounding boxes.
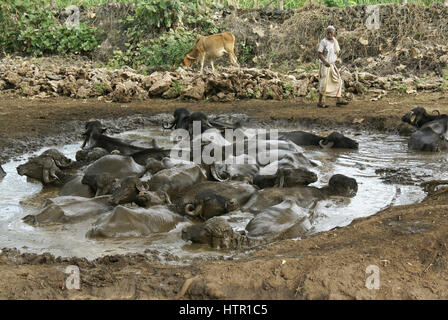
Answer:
[317,26,348,108]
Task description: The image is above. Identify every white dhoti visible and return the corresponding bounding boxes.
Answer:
[319,63,343,98]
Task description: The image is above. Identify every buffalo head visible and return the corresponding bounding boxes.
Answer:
[82,120,106,148]
[163,107,190,130]
[402,107,441,129]
[319,132,358,149]
[327,174,358,197]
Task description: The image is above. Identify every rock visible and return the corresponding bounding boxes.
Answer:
[294,78,310,96]
[440,54,448,64]
[374,77,390,90]
[3,71,21,87]
[76,86,92,99]
[21,85,41,96]
[182,78,206,100]
[417,80,442,91]
[162,87,180,99]
[262,83,283,100]
[395,64,407,72]
[206,78,233,93]
[148,73,173,96]
[216,92,235,102]
[352,81,365,94]
[141,76,154,90]
[110,82,130,102]
[358,72,377,82]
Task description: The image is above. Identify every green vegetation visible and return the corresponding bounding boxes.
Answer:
[93,82,110,94]
[2,0,447,72]
[0,0,102,56]
[40,0,448,11]
[121,28,198,72]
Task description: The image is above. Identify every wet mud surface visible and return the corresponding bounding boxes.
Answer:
[1,92,448,299]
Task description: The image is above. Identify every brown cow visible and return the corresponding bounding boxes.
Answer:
[183,32,239,74]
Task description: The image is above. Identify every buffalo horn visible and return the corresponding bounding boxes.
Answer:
[318,140,335,149]
[210,165,229,182]
[184,203,202,217]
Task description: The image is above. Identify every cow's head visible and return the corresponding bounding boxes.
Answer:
[182,53,197,68]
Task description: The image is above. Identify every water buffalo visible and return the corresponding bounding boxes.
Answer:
[408,116,448,152]
[109,176,149,206]
[280,131,358,149]
[401,107,442,129]
[75,147,109,164]
[22,196,113,225]
[128,147,171,166]
[84,155,146,180]
[81,120,106,148]
[245,199,312,238]
[135,190,171,208]
[81,120,164,162]
[181,199,312,250]
[87,205,185,238]
[401,108,448,152]
[59,176,95,198]
[242,174,358,214]
[253,167,318,189]
[81,173,121,197]
[17,149,74,185]
[163,107,191,130]
[163,108,239,135]
[163,108,212,134]
[147,163,208,199]
[210,155,260,182]
[180,180,257,220]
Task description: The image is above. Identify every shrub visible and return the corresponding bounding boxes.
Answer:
[0,0,102,56]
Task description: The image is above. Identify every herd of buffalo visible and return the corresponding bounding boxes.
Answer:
[0,106,446,250]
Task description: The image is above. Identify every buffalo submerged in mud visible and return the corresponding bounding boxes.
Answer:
[16,114,364,251]
[401,107,448,152]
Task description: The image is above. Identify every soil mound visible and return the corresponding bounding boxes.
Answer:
[225,3,448,77]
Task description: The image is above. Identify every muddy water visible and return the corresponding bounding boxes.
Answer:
[0,126,446,262]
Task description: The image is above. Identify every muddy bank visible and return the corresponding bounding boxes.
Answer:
[1,92,447,164]
[1,185,447,299]
[0,93,448,299]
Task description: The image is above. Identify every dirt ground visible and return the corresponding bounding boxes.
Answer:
[1,92,448,300]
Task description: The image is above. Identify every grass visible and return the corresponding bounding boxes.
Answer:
[43,0,131,8]
[43,0,447,9]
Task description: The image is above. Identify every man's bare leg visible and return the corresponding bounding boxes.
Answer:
[317,93,328,108]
